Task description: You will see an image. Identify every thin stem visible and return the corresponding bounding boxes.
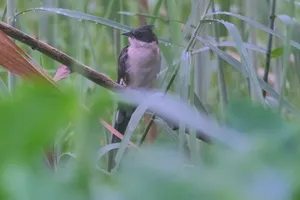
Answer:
[149,0,163,25]
[186,0,212,51]
[212,0,228,116]
[139,64,180,146]
[7,0,16,92]
[279,0,294,112]
[188,56,198,163]
[1,5,7,21]
[0,6,7,88]
[113,0,121,56]
[139,0,212,146]
[263,0,277,98]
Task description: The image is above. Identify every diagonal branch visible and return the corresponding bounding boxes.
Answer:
[0,21,122,91]
[0,21,212,144]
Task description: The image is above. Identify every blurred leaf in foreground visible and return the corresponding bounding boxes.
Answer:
[0,81,78,163]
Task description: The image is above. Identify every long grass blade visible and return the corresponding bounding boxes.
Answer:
[118,11,184,24]
[278,0,295,112]
[113,92,166,173]
[206,11,300,50]
[192,41,267,54]
[15,7,174,47]
[201,19,264,103]
[199,37,300,116]
[277,14,300,85]
[6,0,17,92]
[149,0,164,25]
[1,5,7,21]
[118,88,250,150]
[212,0,228,115]
[177,52,191,152]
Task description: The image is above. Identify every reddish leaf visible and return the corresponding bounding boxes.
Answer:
[100,119,138,149]
[0,30,56,86]
[53,64,71,81]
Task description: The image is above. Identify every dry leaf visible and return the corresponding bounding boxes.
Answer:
[100,119,138,149]
[0,30,56,86]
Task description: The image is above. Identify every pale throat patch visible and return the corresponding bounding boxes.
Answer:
[125,37,161,88]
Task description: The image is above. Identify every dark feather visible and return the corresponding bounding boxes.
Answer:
[117,45,130,85]
[108,45,136,172]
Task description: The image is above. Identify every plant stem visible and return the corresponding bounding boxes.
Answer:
[149,0,163,25]
[188,56,198,163]
[212,0,228,116]
[7,0,16,92]
[263,0,277,98]
[1,5,7,21]
[279,0,294,112]
[139,64,180,146]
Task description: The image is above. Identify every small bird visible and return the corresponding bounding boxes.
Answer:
[107,25,212,172]
[107,25,161,171]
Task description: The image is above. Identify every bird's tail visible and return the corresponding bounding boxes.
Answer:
[107,105,135,172]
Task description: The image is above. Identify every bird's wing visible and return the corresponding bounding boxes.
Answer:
[108,45,136,172]
[117,45,130,86]
[115,45,136,137]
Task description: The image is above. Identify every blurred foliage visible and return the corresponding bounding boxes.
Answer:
[0,0,300,199]
[0,83,299,199]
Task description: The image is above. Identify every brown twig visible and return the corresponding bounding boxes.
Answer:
[0,21,122,91]
[100,120,138,149]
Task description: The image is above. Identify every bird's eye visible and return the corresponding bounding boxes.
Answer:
[135,31,143,38]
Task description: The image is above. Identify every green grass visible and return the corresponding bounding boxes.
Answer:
[1,0,300,199]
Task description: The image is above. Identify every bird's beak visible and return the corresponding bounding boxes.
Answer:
[121,30,134,37]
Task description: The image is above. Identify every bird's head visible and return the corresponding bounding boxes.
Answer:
[122,25,158,47]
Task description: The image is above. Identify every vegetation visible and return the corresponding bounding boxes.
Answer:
[0,0,300,199]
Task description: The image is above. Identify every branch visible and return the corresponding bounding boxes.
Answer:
[0,21,212,144]
[0,21,122,91]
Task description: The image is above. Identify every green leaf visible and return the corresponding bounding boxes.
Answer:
[277,14,300,86]
[226,99,284,133]
[113,92,167,172]
[176,52,192,152]
[271,47,284,58]
[201,19,264,103]
[198,37,300,116]
[96,143,120,161]
[206,11,300,50]
[118,11,184,24]
[149,0,164,25]
[277,14,298,26]
[0,77,8,97]
[0,82,78,163]
[58,152,77,163]
[192,41,267,55]
[15,8,174,47]
[117,89,249,150]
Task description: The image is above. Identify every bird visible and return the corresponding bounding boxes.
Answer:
[107,24,161,172]
[107,25,212,172]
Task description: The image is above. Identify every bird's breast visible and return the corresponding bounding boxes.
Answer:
[127,46,161,88]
